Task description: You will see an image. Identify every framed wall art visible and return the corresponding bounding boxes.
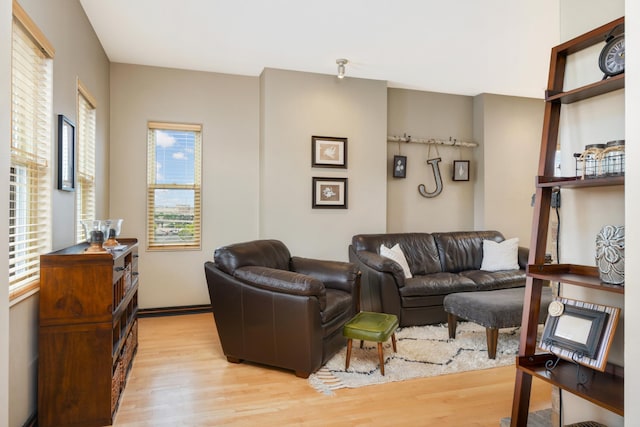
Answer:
[539,297,620,372]
[452,160,469,181]
[312,136,347,168]
[312,177,347,209]
[57,114,75,191]
[393,155,407,178]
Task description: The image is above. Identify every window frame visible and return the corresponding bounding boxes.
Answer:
[9,0,55,302]
[75,79,97,243]
[146,121,202,251]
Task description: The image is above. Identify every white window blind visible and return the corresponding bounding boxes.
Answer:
[146,122,202,250]
[10,1,54,296]
[76,81,97,243]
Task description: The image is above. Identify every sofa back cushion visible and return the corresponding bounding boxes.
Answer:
[433,231,504,273]
[214,239,291,275]
[351,233,442,275]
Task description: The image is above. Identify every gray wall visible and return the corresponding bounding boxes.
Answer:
[110,63,260,309]
[473,94,543,246]
[1,0,11,424]
[3,0,111,425]
[386,89,475,233]
[259,68,388,259]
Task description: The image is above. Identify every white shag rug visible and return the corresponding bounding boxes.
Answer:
[309,321,530,394]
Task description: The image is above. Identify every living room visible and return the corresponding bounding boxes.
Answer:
[1,0,638,426]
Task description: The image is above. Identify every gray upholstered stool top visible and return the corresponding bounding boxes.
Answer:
[443,287,553,329]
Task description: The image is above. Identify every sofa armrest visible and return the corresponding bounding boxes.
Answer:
[234,266,327,310]
[290,256,359,294]
[518,246,529,270]
[351,249,406,287]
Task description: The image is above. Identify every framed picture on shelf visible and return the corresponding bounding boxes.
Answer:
[312,177,347,209]
[452,160,470,181]
[539,297,621,372]
[57,114,75,191]
[312,136,347,168]
[393,155,407,178]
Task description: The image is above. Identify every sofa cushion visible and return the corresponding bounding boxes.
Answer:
[480,238,520,271]
[399,272,477,297]
[380,243,412,278]
[352,233,442,275]
[433,231,504,273]
[459,269,526,290]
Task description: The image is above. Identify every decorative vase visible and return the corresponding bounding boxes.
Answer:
[595,225,624,285]
[81,220,109,253]
[103,218,124,248]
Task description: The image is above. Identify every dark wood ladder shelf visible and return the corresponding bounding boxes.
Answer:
[510,16,625,426]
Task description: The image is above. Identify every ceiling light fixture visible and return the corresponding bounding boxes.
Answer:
[336,58,348,79]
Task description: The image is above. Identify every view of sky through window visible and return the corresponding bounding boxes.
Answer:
[154,129,195,207]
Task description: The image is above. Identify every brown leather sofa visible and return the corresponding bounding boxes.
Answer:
[348,231,528,326]
[204,239,360,378]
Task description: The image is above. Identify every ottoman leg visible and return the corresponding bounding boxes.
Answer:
[486,328,498,359]
[345,339,353,370]
[391,333,397,352]
[447,313,458,339]
[378,342,385,376]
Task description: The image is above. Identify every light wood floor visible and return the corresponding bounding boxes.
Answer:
[113,313,551,426]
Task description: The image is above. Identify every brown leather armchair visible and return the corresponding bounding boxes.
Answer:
[204,239,360,378]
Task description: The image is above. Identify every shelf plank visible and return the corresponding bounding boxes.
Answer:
[527,264,624,294]
[517,354,623,416]
[546,74,624,104]
[536,175,624,188]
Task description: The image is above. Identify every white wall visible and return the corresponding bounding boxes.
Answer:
[259,68,387,260]
[625,2,639,425]
[110,64,260,309]
[1,0,11,424]
[558,0,626,425]
[473,94,544,245]
[386,89,475,233]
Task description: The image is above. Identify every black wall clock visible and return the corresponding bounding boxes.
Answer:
[599,34,624,78]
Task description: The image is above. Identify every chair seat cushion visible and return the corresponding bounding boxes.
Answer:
[343,311,399,342]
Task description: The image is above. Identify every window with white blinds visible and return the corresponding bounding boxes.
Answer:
[146,122,202,250]
[76,81,97,243]
[10,1,55,297]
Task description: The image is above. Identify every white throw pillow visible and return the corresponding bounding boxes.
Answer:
[480,238,520,271]
[380,243,413,279]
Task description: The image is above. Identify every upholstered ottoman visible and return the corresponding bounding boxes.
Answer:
[443,287,553,359]
[343,311,399,375]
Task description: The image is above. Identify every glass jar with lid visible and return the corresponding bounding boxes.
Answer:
[604,140,625,176]
[582,143,605,178]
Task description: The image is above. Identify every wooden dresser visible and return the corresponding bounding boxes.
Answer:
[38,238,139,427]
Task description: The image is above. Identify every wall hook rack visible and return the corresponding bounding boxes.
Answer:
[387,135,478,148]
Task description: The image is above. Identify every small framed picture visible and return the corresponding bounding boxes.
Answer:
[312,136,347,168]
[539,297,620,372]
[452,160,470,181]
[57,114,75,191]
[393,155,407,178]
[312,177,347,209]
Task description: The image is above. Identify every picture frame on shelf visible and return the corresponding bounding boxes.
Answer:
[57,114,75,191]
[312,136,347,168]
[539,297,620,372]
[312,177,347,209]
[393,155,407,178]
[452,160,469,181]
